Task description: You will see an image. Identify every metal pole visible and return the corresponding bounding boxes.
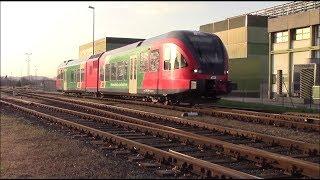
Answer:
[34,65,38,85]
[93,8,95,55]
[89,6,95,56]
[25,52,32,82]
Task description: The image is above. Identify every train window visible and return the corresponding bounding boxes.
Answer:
[76,69,79,82]
[70,71,74,82]
[140,52,149,72]
[75,70,78,82]
[99,67,104,81]
[174,51,188,69]
[164,44,173,70]
[150,50,159,71]
[130,60,133,80]
[124,61,128,80]
[164,46,171,61]
[111,63,117,81]
[105,64,110,81]
[78,69,81,82]
[133,59,137,79]
[117,61,125,80]
[81,69,84,82]
[74,70,76,82]
[188,35,224,64]
[164,60,171,70]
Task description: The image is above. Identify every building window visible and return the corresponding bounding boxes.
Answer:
[272,74,276,84]
[315,25,320,46]
[294,27,310,40]
[313,50,320,59]
[274,31,288,43]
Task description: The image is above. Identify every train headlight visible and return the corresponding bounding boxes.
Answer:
[190,80,197,90]
[193,69,202,74]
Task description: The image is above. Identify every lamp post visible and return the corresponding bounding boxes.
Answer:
[88,5,95,56]
[34,65,38,85]
[25,52,32,82]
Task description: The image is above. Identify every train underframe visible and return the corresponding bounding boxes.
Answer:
[58,79,231,105]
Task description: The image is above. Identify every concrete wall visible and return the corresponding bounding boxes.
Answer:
[78,37,144,59]
[79,38,106,59]
[268,8,320,33]
[199,23,214,34]
[268,9,320,98]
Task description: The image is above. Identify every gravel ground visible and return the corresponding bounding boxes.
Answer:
[0,108,161,179]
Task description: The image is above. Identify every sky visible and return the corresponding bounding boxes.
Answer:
[1,1,289,78]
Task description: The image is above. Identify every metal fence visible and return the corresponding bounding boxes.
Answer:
[247,1,320,19]
[226,74,319,109]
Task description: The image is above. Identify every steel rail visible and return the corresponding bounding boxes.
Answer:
[3,95,320,178]
[0,99,258,179]
[6,89,318,122]
[22,90,320,132]
[21,92,320,155]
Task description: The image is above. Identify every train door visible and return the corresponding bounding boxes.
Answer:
[129,55,137,94]
[149,48,160,94]
[79,62,86,91]
[63,69,67,90]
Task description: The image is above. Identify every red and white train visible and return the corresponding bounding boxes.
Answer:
[56,30,231,104]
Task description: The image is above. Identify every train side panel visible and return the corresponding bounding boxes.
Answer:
[64,64,81,92]
[56,68,63,91]
[85,57,99,93]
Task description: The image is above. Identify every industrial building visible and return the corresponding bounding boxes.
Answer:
[200,1,320,101]
[267,8,320,100]
[200,15,269,97]
[79,37,144,59]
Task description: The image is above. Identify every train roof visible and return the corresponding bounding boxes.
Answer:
[58,59,83,68]
[101,30,218,56]
[140,30,217,46]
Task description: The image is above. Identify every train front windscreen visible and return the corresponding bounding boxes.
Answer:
[187,33,226,75]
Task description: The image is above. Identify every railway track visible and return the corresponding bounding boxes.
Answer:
[7,89,319,120]
[10,89,320,132]
[2,93,320,178]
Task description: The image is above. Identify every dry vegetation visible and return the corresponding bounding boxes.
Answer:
[0,110,157,179]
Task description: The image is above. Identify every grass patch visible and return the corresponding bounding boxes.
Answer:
[216,99,319,114]
[0,164,5,175]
